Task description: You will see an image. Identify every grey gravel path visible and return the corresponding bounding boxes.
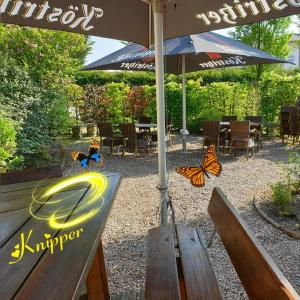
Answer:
[65,135,300,299]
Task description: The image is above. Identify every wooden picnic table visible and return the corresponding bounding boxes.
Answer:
[0,172,121,300]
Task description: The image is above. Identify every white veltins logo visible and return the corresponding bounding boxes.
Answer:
[199,56,247,69]
[0,0,104,31]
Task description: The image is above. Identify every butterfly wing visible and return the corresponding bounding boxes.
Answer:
[77,153,89,169]
[202,145,222,177]
[88,146,101,163]
[176,167,205,187]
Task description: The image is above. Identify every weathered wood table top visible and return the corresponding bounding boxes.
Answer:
[0,172,121,300]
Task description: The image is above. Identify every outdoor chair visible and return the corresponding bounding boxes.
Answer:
[290,108,300,144]
[229,121,254,160]
[222,115,237,122]
[221,116,237,131]
[202,120,225,153]
[246,115,262,150]
[0,166,63,185]
[280,106,295,144]
[119,123,148,157]
[138,116,152,132]
[97,122,123,154]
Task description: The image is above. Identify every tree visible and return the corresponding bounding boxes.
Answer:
[0,24,91,88]
[233,18,292,80]
[125,86,152,121]
[0,25,92,168]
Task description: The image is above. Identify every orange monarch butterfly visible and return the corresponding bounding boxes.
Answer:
[176,145,222,187]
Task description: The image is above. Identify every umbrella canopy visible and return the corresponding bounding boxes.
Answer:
[83,32,291,152]
[84,31,290,74]
[0,0,299,47]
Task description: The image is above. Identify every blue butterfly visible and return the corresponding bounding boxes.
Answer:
[72,142,103,169]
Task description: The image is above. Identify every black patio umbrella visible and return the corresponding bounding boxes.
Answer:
[1,0,300,224]
[83,31,291,151]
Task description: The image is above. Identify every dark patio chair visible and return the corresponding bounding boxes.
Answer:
[280,106,294,144]
[149,116,173,148]
[246,115,262,149]
[119,123,148,157]
[202,120,225,153]
[138,116,152,132]
[0,166,63,185]
[229,121,254,160]
[222,116,237,122]
[97,122,123,154]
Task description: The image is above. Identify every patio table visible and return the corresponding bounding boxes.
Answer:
[135,123,157,129]
[0,172,121,300]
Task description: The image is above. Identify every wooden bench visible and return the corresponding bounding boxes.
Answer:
[145,187,299,300]
[0,166,63,185]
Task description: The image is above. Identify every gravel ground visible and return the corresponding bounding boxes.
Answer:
[65,134,300,299]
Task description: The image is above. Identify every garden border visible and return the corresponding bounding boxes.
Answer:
[253,197,300,240]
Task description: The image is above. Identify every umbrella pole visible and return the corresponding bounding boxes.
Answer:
[180,54,189,152]
[153,1,168,225]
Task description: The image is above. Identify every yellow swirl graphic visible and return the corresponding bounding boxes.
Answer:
[30,172,108,229]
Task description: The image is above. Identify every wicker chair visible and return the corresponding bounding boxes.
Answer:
[202,121,225,153]
[280,107,294,144]
[246,116,262,150]
[149,117,173,148]
[119,123,148,157]
[229,121,254,160]
[97,122,123,154]
[222,116,237,122]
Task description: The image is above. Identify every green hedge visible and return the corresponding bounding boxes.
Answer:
[77,70,300,134]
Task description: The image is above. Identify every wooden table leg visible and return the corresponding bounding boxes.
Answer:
[86,240,110,300]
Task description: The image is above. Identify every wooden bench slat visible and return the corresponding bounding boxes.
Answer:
[145,225,180,300]
[208,187,299,300]
[0,166,63,186]
[176,224,223,300]
[0,177,61,194]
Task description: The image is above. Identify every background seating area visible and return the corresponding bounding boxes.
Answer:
[280,104,300,144]
[202,116,262,159]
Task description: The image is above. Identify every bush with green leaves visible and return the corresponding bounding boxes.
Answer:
[271,182,293,215]
[279,151,300,194]
[0,115,17,172]
[260,72,300,122]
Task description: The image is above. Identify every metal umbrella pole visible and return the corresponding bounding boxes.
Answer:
[180,54,189,153]
[153,0,168,225]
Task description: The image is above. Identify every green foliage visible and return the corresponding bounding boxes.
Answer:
[77,70,300,134]
[233,19,292,79]
[0,25,91,169]
[0,24,91,86]
[260,72,300,122]
[271,182,293,216]
[283,151,300,194]
[0,115,17,172]
[106,82,130,123]
[76,70,155,86]
[125,86,152,121]
[80,83,129,124]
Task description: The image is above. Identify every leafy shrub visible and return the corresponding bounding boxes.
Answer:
[0,115,17,172]
[260,72,300,122]
[280,151,300,194]
[271,183,293,215]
